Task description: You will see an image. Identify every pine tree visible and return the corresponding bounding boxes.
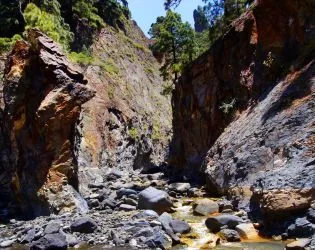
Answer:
[149,10,196,82]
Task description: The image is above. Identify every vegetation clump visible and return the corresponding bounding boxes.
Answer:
[219,98,236,114]
[24,2,73,51]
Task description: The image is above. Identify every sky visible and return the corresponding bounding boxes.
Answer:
[128,0,205,37]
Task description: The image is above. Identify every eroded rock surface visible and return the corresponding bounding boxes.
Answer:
[171,0,315,224]
[0,29,95,217]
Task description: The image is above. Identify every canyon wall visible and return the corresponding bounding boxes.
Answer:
[0,20,172,218]
[0,30,95,217]
[171,0,315,218]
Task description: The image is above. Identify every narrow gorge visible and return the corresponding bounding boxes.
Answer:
[0,0,314,249]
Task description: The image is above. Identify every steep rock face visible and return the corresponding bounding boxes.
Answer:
[171,0,314,217]
[75,22,172,196]
[0,30,95,217]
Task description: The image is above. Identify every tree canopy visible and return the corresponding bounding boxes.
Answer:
[0,0,130,52]
[149,10,196,82]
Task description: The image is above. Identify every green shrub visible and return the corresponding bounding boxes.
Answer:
[24,2,73,51]
[69,51,95,65]
[152,124,162,140]
[0,34,23,52]
[263,52,275,68]
[129,127,138,140]
[219,98,236,114]
[73,0,104,29]
[69,51,119,75]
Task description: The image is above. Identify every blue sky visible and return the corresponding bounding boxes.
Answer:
[128,0,205,36]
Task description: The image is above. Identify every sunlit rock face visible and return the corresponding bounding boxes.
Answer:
[74,22,172,197]
[0,29,95,218]
[171,0,315,219]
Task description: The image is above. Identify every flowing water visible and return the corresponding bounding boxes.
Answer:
[172,198,286,250]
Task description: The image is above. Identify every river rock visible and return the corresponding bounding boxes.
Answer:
[286,238,311,250]
[117,188,138,198]
[287,217,314,237]
[158,212,180,243]
[44,222,61,235]
[0,239,16,248]
[70,217,98,234]
[133,210,159,219]
[235,223,258,239]
[219,229,241,242]
[169,183,191,193]
[119,204,136,211]
[205,215,244,233]
[218,200,233,212]
[193,199,219,216]
[31,233,67,250]
[138,187,173,214]
[22,228,36,243]
[307,208,315,223]
[145,229,173,250]
[170,220,191,234]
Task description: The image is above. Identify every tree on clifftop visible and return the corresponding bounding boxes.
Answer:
[149,10,196,82]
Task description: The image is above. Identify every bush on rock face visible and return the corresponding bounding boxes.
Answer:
[23,2,73,51]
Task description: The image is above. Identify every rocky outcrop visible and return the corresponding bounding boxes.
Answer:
[0,29,95,218]
[75,22,172,197]
[171,0,315,221]
[0,18,171,218]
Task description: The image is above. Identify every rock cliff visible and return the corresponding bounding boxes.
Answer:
[0,29,95,217]
[0,20,171,218]
[171,0,314,221]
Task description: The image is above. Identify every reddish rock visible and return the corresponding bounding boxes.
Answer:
[170,0,315,223]
[2,29,95,217]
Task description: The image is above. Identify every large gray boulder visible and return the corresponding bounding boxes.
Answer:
[30,233,67,250]
[205,215,244,233]
[70,217,98,234]
[137,187,173,214]
[193,199,219,216]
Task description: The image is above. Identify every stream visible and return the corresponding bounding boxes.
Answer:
[171,198,286,250]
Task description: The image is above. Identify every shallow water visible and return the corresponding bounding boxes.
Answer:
[172,198,286,250]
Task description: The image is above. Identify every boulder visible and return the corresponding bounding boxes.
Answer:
[117,188,138,198]
[44,222,61,235]
[21,229,36,243]
[70,217,98,234]
[133,210,159,220]
[170,220,191,234]
[307,208,315,223]
[138,187,173,214]
[235,223,258,239]
[205,215,244,233]
[218,200,233,212]
[158,212,180,243]
[30,233,67,250]
[286,238,311,250]
[193,199,219,216]
[0,239,16,248]
[219,229,241,242]
[169,183,191,193]
[145,230,173,250]
[287,217,314,237]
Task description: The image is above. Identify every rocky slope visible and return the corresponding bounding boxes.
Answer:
[171,0,314,226]
[75,21,172,197]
